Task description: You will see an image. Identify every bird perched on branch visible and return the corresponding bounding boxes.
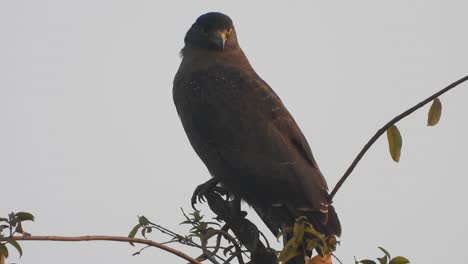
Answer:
[173,12,341,239]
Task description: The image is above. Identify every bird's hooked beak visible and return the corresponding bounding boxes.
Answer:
[209,29,232,51]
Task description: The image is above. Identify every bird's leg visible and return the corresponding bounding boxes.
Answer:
[191,178,229,209]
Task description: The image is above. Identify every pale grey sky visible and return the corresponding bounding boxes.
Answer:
[1,1,467,263]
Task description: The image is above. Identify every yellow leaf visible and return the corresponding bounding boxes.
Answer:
[292,221,305,243]
[386,125,402,162]
[427,98,442,126]
[278,238,301,263]
[276,226,293,241]
[304,226,323,239]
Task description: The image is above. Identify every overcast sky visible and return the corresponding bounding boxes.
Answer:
[1,1,467,263]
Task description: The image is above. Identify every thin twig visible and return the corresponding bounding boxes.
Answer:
[132,245,151,256]
[147,218,198,247]
[332,253,344,264]
[223,253,238,264]
[329,74,468,200]
[201,235,222,264]
[13,235,201,264]
[208,229,245,264]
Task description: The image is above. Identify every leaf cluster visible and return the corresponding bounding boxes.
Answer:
[0,211,35,262]
[277,216,338,263]
[128,210,251,263]
[356,247,410,264]
[180,210,222,242]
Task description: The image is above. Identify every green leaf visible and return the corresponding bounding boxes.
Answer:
[427,98,442,126]
[138,216,150,226]
[276,227,292,241]
[377,256,388,264]
[0,219,8,223]
[389,256,410,264]
[14,212,34,222]
[128,223,142,246]
[359,260,377,264]
[386,125,402,162]
[0,244,8,258]
[191,211,203,222]
[5,239,22,257]
[378,246,391,259]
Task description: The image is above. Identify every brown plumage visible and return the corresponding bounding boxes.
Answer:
[173,12,341,237]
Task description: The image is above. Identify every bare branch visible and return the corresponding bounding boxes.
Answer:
[13,235,201,264]
[329,74,468,201]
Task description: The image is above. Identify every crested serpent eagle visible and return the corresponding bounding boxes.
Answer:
[173,12,341,238]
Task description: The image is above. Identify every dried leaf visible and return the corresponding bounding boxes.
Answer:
[427,98,442,126]
[386,125,402,162]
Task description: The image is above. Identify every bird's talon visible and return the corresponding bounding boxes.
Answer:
[191,178,221,208]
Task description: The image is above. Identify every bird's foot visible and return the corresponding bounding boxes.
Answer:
[191,178,228,209]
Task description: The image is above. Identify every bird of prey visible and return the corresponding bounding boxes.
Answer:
[173,12,341,238]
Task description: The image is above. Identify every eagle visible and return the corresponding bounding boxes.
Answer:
[173,12,341,241]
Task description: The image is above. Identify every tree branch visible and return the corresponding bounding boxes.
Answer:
[13,235,201,264]
[329,74,468,201]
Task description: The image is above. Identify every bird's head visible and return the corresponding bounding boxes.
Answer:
[184,12,239,52]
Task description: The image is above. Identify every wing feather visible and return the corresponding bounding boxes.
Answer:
[174,64,329,211]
